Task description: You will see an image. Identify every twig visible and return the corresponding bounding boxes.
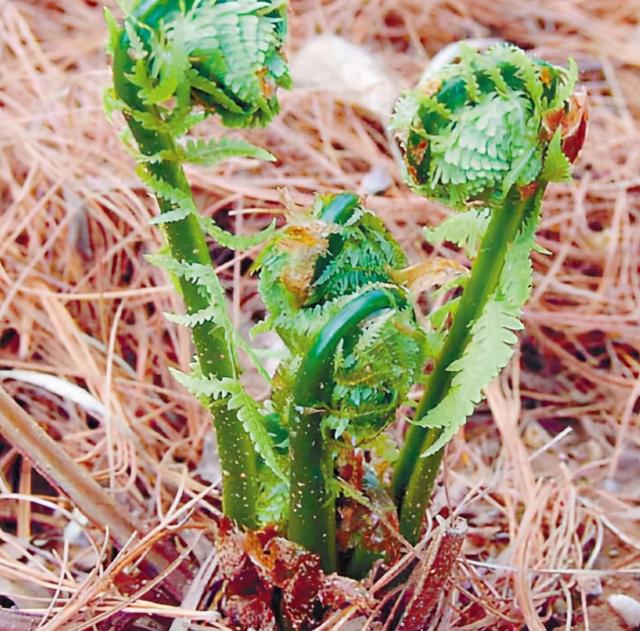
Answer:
[0,386,192,603]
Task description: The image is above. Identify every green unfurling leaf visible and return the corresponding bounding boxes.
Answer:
[136,166,196,212]
[424,208,491,258]
[104,8,120,57]
[181,137,275,165]
[171,368,286,482]
[223,379,288,482]
[413,210,540,456]
[393,44,579,209]
[170,368,229,401]
[199,216,278,251]
[541,128,572,183]
[149,206,193,225]
[108,0,291,532]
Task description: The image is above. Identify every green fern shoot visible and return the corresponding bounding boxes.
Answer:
[255,193,429,569]
[106,2,587,588]
[106,0,290,529]
[390,43,587,542]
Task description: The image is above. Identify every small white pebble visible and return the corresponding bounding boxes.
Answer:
[360,164,392,195]
[608,594,640,628]
[291,34,400,119]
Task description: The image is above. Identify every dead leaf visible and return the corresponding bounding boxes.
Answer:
[391,258,468,296]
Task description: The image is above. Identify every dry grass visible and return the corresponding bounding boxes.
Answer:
[1,0,639,629]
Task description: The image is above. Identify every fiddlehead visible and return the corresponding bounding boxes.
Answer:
[257,194,428,439]
[256,194,429,567]
[106,0,290,529]
[391,43,586,208]
[107,0,290,130]
[390,43,587,542]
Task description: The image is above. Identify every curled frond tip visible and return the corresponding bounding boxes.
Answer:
[391,43,587,209]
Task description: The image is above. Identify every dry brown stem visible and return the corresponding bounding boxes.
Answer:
[0,386,192,604]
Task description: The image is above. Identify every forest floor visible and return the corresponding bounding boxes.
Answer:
[0,0,639,629]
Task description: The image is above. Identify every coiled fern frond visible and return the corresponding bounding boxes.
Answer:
[390,44,587,543]
[107,0,290,130]
[106,1,291,530]
[256,194,428,443]
[255,194,430,568]
[391,43,586,209]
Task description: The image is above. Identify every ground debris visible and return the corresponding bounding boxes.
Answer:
[214,517,370,629]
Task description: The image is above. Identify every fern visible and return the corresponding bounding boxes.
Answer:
[414,212,538,453]
[164,304,221,328]
[351,310,395,358]
[424,207,491,258]
[541,128,572,183]
[391,44,587,544]
[109,5,587,581]
[391,43,582,209]
[256,197,426,413]
[170,368,230,401]
[151,254,271,380]
[149,255,239,362]
[224,380,287,482]
[162,257,279,460]
[198,216,278,251]
[107,0,290,530]
[136,166,196,212]
[257,195,430,567]
[171,368,286,481]
[181,137,275,165]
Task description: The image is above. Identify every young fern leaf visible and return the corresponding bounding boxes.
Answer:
[391,43,584,209]
[391,43,587,543]
[152,253,272,387]
[223,380,287,482]
[541,128,572,183]
[147,255,240,370]
[198,216,278,251]
[140,165,277,246]
[256,193,431,568]
[424,208,491,258]
[181,137,275,165]
[135,166,196,212]
[170,368,230,401]
[149,206,194,225]
[414,212,539,456]
[164,304,222,328]
[351,310,395,358]
[170,369,286,481]
[107,0,290,529]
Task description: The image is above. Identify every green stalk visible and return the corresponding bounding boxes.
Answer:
[319,192,360,224]
[310,193,360,292]
[112,7,257,528]
[288,289,398,570]
[393,186,542,543]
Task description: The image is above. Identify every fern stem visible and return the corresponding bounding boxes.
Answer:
[308,193,360,295]
[112,8,258,528]
[319,192,360,225]
[289,288,398,570]
[393,186,541,543]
